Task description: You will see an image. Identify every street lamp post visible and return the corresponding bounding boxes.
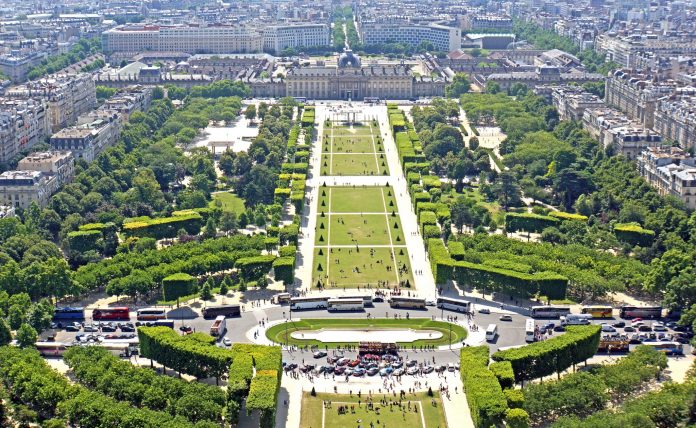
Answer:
[449,323,452,350]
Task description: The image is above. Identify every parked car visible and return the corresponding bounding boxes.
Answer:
[623,326,636,332]
[653,323,668,332]
[313,351,327,359]
[423,366,434,374]
[83,324,98,332]
[601,324,616,333]
[119,323,135,332]
[65,323,81,332]
[379,367,393,376]
[334,366,346,375]
[391,361,403,368]
[347,360,360,367]
[447,363,456,372]
[407,367,419,375]
[406,359,417,367]
[353,368,366,376]
[500,315,513,321]
[367,367,379,376]
[638,325,653,332]
[223,338,232,346]
[336,358,350,366]
[393,368,405,376]
[612,321,626,328]
[372,296,384,303]
[425,299,436,306]
[101,323,117,332]
[478,308,491,314]
[553,325,566,332]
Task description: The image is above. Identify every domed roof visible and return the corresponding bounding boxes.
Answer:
[338,49,361,68]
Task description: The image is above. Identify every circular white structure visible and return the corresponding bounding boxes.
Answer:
[290,328,443,343]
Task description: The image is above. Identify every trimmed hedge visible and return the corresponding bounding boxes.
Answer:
[162,272,197,301]
[247,370,280,428]
[427,238,454,284]
[273,256,295,285]
[505,212,559,234]
[419,210,438,226]
[123,212,203,239]
[504,388,524,408]
[423,224,441,239]
[491,325,601,382]
[614,222,655,247]
[453,260,568,299]
[505,408,530,428]
[549,211,588,222]
[460,346,508,427]
[447,241,465,261]
[138,326,233,380]
[67,229,102,253]
[235,255,277,281]
[490,361,515,389]
[279,245,297,257]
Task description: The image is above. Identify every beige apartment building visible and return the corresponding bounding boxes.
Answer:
[0,151,74,209]
[638,146,696,210]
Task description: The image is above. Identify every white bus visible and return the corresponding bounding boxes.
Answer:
[209,315,227,337]
[525,319,536,343]
[335,295,374,307]
[271,293,292,305]
[531,305,571,318]
[560,314,593,326]
[136,308,167,321]
[290,297,329,311]
[436,297,471,313]
[485,324,498,342]
[327,298,364,312]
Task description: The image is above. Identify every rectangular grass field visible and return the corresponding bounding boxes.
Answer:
[300,392,448,428]
[322,121,388,176]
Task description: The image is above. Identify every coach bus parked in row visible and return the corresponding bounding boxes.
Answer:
[335,295,374,307]
[202,305,241,319]
[560,314,593,326]
[290,297,329,311]
[619,306,663,319]
[92,307,130,321]
[642,341,684,356]
[271,293,292,305]
[530,305,571,319]
[388,297,426,309]
[52,307,85,327]
[327,298,364,312]
[136,308,167,321]
[36,342,70,357]
[436,297,471,313]
[581,305,613,318]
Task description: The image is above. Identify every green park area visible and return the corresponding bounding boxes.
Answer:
[210,191,245,213]
[266,318,467,348]
[301,391,448,428]
[313,186,412,288]
[322,121,388,175]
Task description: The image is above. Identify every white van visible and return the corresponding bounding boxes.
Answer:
[485,324,498,341]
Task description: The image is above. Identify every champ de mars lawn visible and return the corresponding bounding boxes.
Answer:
[300,391,448,428]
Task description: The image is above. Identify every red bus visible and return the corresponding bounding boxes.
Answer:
[92,307,130,321]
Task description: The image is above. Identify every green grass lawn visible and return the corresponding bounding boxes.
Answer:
[315,214,403,246]
[322,122,384,176]
[318,186,396,213]
[322,154,388,176]
[301,391,448,428]
[267,318,467,348]
[313,246,412,288]
[210,192,245,213]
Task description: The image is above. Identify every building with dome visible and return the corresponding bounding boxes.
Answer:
[262,49,447,100]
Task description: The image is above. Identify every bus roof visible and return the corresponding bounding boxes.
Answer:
[328,298,364,304]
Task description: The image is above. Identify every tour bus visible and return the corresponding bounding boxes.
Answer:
[98,341,139,357]
[52,307,85,326]
[327,298,365,312]
[485,324,498,342]
[136,308,167,321]
[335,295,374,307]
[202,304,241,319]
[642,341,684,356]
[364,97,381,104]
[36,341,70,357]
[92,307,130,321]
[581,305,613,318]
[619,306,663,319]
[271,293,292,305]
[290,297,329,311]
[436,297,471,313]
[525,319,536,343]
[389,296,426,309]
[293,97,307,103]
[560,314,593,326]
[210,315,227,337]
[530,305,571,319]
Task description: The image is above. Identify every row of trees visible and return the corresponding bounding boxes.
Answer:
[63,346,226,424]
[26,38,101,80]
[0,346,199,427]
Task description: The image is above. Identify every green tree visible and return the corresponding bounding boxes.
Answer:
[494,171,522,210]
[0,319,11,346]
[445,73,471,98]
[16,323,38,348]
[220,211,238,235]
[200,281,213,301]
[219,277,230,295]
[244,104,257,121]
[202,217,218,240]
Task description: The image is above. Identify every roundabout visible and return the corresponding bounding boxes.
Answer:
[265,318,468,348]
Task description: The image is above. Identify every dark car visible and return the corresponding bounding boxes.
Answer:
[372,296,384,303]
[101,323,117,332]
[553,325,566,332]
[623,326,636,332]
[313,351,327,359]
[65,323,81,332]
[334,366,346,375]
[119,323,135,332]
[638,325,653,332]
[367,367,379,376]
[612,321,626,328]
